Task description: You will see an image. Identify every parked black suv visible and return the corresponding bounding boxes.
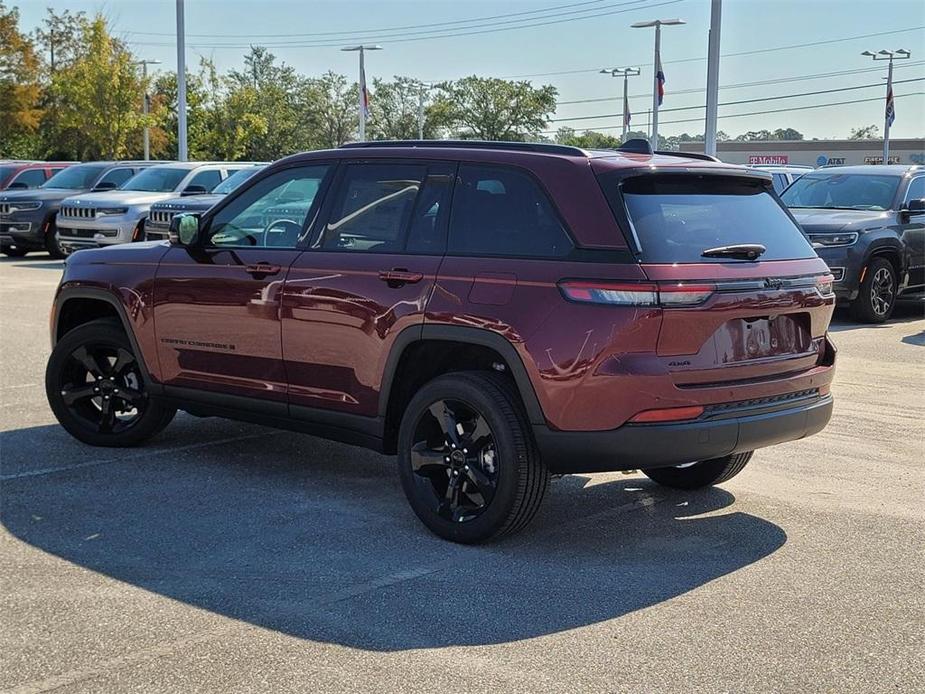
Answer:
[0,161,163,258]
[782,165,925,322]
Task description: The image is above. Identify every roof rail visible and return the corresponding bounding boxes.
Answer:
[617,138,653,155]
[340,140,588,157]
[655,150,722,163]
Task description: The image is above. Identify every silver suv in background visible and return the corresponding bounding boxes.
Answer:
[751,165,814,194]
[56,162,253,253]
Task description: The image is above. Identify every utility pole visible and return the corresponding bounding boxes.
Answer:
[704,0,722,157]
[136,59,162,161]
[176,0,188,161]
[341,45,382,142]
[862,48,911,164]
[600,67,640,141]
[632,18,685,150]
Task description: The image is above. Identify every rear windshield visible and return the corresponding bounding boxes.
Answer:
[614,174,815,263]
[781,172,900,211]
[120,167,189,192]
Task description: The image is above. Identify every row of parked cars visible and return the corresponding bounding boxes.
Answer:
[1,154,923,323]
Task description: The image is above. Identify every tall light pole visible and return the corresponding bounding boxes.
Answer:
[176,0,188,161]
[600,67,640,141]
[135,59,162,161]
[341,45,382,142]
[704,0,722,157]
[631,18,685,150]
[862,48,911,164]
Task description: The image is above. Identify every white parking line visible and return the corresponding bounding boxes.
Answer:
[0,431,283,481]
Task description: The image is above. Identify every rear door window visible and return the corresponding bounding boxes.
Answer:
[614,174,815,263]
[448,165,573,258]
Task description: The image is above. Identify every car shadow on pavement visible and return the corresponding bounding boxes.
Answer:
[828,301,924,332]
[2,422,787,652]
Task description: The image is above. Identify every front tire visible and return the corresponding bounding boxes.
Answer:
[1,247,28,258]
[44,224,67,259]
[397,371,548,544]
[850,257,897,323]
[643,452,753,490]
[46,320,176,447]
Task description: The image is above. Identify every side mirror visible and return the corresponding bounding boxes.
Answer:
[169,213,201,246]
[900,198,925,221]
[181,184,208,196]
[7,181,28,190]
[91,181,117,191]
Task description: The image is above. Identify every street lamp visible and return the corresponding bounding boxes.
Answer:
[135,59,162,161]
[861,48,912,164]
[341,45,382,142]
[600,68,640,141]
[631,18,685,150]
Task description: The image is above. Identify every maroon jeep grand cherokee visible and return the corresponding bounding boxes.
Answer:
[45,140,836,543]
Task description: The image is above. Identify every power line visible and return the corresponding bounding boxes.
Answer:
[125,0,685,49]
[551,77,925,123]
[556,61,925,105]
[121,0,611,38]
[545,91,925,133]
[499,26,925,80]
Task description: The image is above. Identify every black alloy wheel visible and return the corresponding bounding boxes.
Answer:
[409,398,500,524]
[851,257,897,323]
[46,320,175,446]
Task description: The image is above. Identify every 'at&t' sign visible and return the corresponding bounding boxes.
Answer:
[748,155,789,165]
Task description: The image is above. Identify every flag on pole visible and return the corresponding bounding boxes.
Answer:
[655,50,665,106]
[623,91,631,128]
[885,85,895,126]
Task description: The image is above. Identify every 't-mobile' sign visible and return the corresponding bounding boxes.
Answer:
[748,155,790,165]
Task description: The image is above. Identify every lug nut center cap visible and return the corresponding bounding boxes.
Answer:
[450,450,466,466]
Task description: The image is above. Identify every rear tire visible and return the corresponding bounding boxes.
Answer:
[397,371,548,544]
[46,320,176,447]
[850,257,896,323]
[643,452,753,490]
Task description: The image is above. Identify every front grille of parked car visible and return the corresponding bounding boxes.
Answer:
[147,210,176,227]
[0,204,9,215]
[57,227,99,239]
[60,206,96,219]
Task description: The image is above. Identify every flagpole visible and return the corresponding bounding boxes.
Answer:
[622,72,630,141]
[883,56,893,164]
[633,18,685,151]
[342,44,382,143]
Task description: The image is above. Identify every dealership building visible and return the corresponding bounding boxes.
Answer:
[679,138,925,167]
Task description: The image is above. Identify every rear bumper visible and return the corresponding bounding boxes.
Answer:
[534,394,833,474]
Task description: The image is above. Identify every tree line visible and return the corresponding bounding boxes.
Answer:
[8,4,878,163]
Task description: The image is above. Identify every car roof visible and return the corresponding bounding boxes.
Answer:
[1,161,76,170]
[279,140,744,173]
[808,164,923,176]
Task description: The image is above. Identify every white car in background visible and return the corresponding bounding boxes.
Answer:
[750,164,814,194]
[56,162,253,253]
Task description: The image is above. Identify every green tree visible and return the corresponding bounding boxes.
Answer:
[367,76,446,140]
[49,16,145,159]
[555,127,621,149]
[0,2,43,157]
[848,124,880,139]
[301,71,358,149]
[434,76,557,141]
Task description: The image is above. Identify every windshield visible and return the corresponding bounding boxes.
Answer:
[120,167,190,193]
[781,173,900,211]
[211,167,263,195]
[613,174,815,263]
[41,164,108,190]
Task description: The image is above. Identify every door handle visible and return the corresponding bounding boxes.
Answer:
[245,263,281,277]
[378,269,424,286]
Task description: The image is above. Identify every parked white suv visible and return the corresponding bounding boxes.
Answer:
[56,162,249,253]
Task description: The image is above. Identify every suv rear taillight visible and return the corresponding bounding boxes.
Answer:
[558,281,715,307]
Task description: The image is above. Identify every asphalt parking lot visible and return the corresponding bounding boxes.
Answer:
[1,254,922,694]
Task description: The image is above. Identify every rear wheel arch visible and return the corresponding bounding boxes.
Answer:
[379,326,545,454]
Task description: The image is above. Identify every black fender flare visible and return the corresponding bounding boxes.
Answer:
[377,324,545,425]
[53,287,161,393]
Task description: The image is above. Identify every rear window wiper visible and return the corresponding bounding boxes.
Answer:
[701,243,766,260]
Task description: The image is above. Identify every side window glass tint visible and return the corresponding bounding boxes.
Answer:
[318,163,426,252]
[906,177,925,202]
[208,165,330,249]
[98,168,134,187]
[13,169,47,188]
[189,169,222,191]
[448,165,573,258]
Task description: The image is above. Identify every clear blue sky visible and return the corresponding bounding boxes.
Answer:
[15,0,925,140]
